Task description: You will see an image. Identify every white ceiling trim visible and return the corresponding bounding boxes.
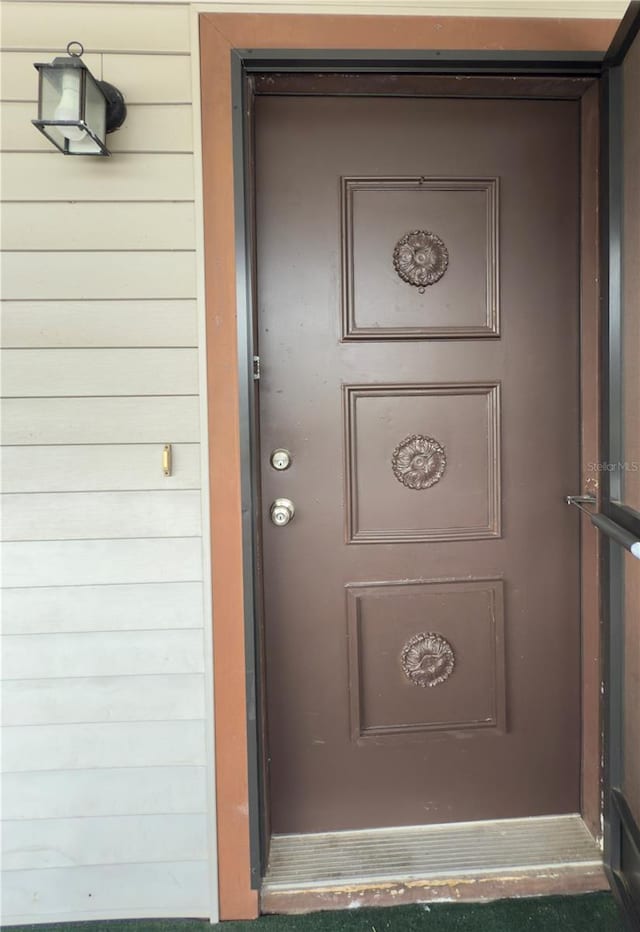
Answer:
[33,0,628,17]
[191,0,627,11]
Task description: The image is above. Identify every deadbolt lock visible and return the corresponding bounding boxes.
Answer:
[270,448,292,471]
[270,498,295,527]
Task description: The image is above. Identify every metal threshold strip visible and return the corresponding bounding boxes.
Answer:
[263,815,602,893]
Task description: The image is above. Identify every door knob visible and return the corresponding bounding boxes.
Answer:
[271,498,295,527]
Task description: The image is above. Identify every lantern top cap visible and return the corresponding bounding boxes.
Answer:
[34,41,87,70]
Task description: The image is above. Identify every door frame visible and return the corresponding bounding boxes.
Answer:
[198,13,617,920]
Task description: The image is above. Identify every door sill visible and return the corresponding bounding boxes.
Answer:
[261,814,607,914]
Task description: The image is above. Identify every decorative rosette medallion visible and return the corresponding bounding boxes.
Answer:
[391,434,446,491]
[401,633,455,688]
[393,230,449,293]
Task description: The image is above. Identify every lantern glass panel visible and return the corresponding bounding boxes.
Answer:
[68,69,106,154]
[39,67,67,120]
[50,67,85,137]
[40,123,71,153]
[37,63,91,151]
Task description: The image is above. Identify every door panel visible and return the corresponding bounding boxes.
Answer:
[346,579,506,740]
[256,95,581,834]
[344,382,500,542]
[342,176,499,339]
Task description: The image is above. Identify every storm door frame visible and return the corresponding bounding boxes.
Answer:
[600,3,640,928]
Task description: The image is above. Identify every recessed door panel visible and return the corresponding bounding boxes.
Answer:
[256,94,581,834]
[344,382,500,542]
[347,578,506,740]
[342,177,499,339]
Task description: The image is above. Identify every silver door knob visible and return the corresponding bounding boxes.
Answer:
[270,498,295,527]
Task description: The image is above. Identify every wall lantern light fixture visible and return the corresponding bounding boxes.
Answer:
[32,41,126,156]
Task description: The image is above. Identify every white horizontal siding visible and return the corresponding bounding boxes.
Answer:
[2,766,207,820]
[104,53,194,103]
[1,300,198,348]
[2,582,204,634]
[2,203,196,250]
[2,814,208,871]
[2,397,200,444]
[1,348,198,396]
[3,720,206,772]
[1,674,205,725]
[1,2,214,922]
[2,538,203,587]
[1,489,201,540]
[2,153,195,200]
[1,52,191,104]
[0,0,628,10]
[1,52,102,101]
[2,3,191,52]
[1,490,201,540]
[4,102,193,152]
[1,861,210,923]
[1,444,201,493]
[2,630,205,679]
[2,252,196,300]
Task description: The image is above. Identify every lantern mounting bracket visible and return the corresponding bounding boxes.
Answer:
[98,81,127,133]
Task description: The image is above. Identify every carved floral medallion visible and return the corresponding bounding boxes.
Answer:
[392,230,449,292]
[401,633,455,688]
[391,434,446,490]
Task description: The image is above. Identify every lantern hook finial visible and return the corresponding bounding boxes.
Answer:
[66,41,84,58]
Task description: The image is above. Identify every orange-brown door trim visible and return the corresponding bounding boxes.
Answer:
[199,14,616,921]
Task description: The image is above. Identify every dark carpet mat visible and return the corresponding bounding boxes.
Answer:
[3,892,624,931]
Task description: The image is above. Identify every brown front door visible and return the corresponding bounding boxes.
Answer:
[256,92,581,834]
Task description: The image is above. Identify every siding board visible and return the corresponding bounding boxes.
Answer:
[1,348,199,397]
[2,3,191,53]
[1,489,202,541]
[1,490,203,541]
[1,51,102,101]
[1,674,206,725]
[2,766,207,820]
[1,203,196,251]
[2,814,208,872]
[1,444,201,493]
[1,252,197,300]
[1,861,210,922]
[1,153,194,201]
[2,102,193,153]
[1,52,191,105]
[2,630,206,680]
[2,396,200,444]
[1,300,198,348]
[102,53,193,104]
[2,582,204,634]
[1,538,203,587]
[2,720,207,772]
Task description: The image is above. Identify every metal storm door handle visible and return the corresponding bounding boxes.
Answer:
[271,498,295,527]
[566,494,640,560]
